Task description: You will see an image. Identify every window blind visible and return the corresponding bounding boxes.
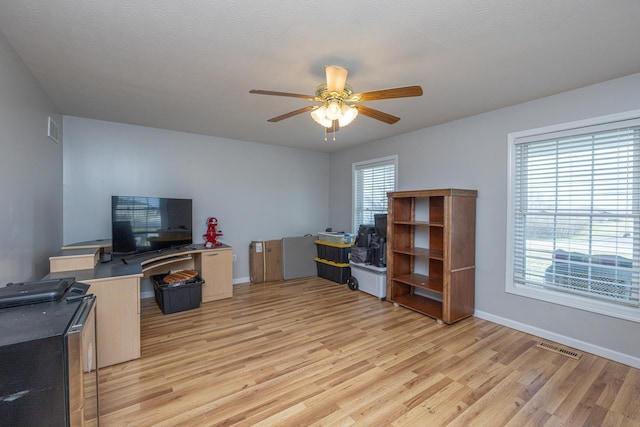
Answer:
[352,157,396,233]
[512,119,640,307]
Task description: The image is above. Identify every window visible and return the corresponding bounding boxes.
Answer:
[506,111,640,322]
[352,155,397,233]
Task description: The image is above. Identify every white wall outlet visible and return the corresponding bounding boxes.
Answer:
[232,253,237,262]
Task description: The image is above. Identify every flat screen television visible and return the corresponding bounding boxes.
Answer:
[111,195,193,255]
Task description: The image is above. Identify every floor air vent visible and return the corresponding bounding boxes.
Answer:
[536,342,582,360]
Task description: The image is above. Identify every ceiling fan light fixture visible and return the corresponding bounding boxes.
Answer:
[325,65,348,93]
[311,106,332,127]
[338,104,358,127]
[325,100,342,120]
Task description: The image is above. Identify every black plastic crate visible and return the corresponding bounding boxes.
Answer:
[315,241,351,263]
[152,273,203,315]
[315,258,351,284]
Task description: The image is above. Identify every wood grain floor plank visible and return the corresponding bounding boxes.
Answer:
[504,352,590,426]
[610,368,640,419]
[97,278,640,426]
[551,356,608,420]
[447,369,525,427]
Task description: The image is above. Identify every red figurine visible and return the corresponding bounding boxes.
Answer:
[203,217,223,247]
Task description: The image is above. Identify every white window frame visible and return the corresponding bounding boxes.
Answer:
[352,155,398,234]
[506,110,640,323]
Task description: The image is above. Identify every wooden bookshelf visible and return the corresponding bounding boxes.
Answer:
[386,189,477,324]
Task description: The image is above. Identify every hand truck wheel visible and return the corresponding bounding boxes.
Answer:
[347,276,359,291]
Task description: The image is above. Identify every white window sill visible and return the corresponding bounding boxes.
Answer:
[506,281,640,323]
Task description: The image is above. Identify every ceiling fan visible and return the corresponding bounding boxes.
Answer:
[249,65,423,134]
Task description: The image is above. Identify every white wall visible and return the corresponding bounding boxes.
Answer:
[0,31,62,285]
[62,117,330,282]
[329,73,640,368]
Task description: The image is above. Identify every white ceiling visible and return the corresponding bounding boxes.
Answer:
[1,1,639,152]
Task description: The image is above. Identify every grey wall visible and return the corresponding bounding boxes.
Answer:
[62,117,330,282]
[0,31,62,285]
[329,73,640,367]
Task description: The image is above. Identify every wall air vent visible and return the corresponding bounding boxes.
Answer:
[48,116,60,143]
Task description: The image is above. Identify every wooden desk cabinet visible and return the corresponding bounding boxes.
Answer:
[49,247,99,272]
[82,275,140,368]
[195,247,233,302]
[141,247,233,302]
[47,242,233,368]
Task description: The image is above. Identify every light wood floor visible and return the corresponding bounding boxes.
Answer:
[98,277,640,426]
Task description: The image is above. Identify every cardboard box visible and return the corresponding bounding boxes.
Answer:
[249,240,283,283]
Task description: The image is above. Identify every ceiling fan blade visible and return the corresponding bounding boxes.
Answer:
[349,85,423,102]
[356,105,400,124]
[250,89,316,100]
[325,65,348,93]
[266,105,316,122]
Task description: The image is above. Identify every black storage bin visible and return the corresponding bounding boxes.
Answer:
[152,273,203,315]
[315,240,351,263]
[314,258,351,284]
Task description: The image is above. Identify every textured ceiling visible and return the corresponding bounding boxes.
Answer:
[1,1,639,152]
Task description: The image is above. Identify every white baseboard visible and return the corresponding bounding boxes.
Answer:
[474,310,640,369]
[141,290,154,299]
